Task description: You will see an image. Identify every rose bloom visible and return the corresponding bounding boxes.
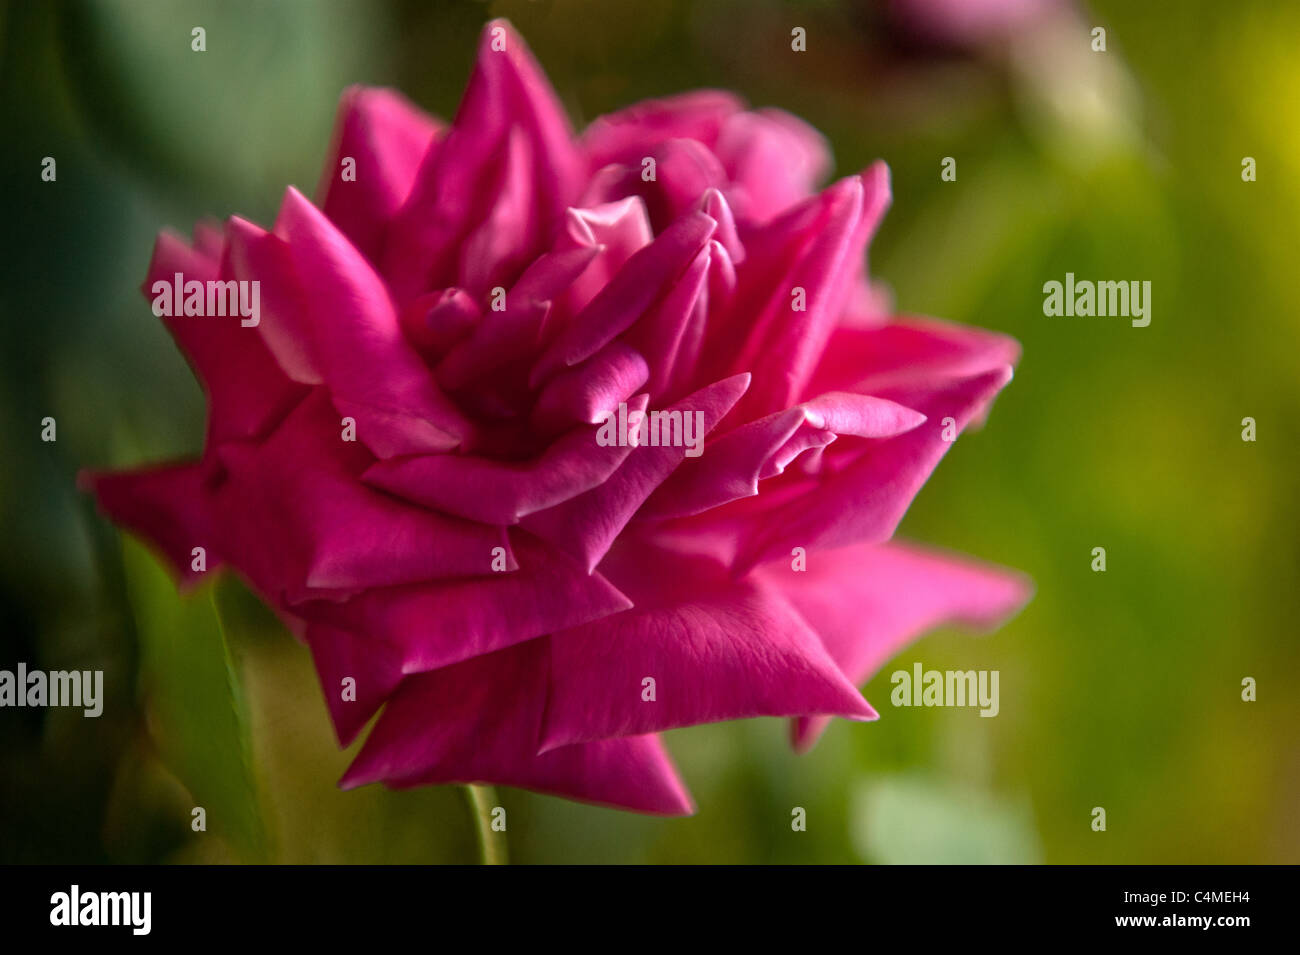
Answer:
[86,19,1029,814]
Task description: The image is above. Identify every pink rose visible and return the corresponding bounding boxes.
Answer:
[84,19,1029,815]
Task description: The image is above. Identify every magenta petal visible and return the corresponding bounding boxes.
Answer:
[541,568,875,750]
[217,391,512,599]
[191,220,224,259]
[363,394,648,525]
[755,540,1032,749]
[399,287,480,357]
[81,461,218,586]
[800,390,928,436]
[456,126,540,296]
[530,210,717,386]
[305,624,406,746]
[582,90,745,168]
[274,187,469,457]
[145,229,305,445]
[621,242,711,400]
[433,244,600,390]
[300,532,632,674]
[721,168,892,422]
[315,86,443,265]
[520,374,750,572]
[225,216,321,385]
[339,640,694,815]
[661,238,734,398]
[698,187,745,264]
[531,340,650,431]
[291,471,514,593]
[554,198,654,316]
[383,18,583,302]
[735,366,1015,571]
[715,108,831,224]
[808,313,1023,397]
[642,391,923,521]
[628,137,731,232]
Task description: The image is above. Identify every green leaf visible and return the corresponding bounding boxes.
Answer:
[209,575,472,864]
[121,536,269,861]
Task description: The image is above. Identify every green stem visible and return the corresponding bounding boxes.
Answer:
[463,785,508,865]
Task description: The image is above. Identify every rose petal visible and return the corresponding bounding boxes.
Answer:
[520,374,750,572]
[315,86,443,265]
[755,540,1032,749]
[807,313,1023,397]
[640,391,925,521]
[274,187,470,457]
[144,229,305,445]
[530,210,717,386]
[582,90,745,168]
[216,390,513,599]
[717,166,891,423]
[541,563,874,750]
[363,394,648,524]
[531,340,650,432]
[383,18,583,302]
[299,531,632,674]
[734,366,1015,571]
[554,198,654,316]
[80,461,219,587]
[340,639,694,815]
[714,108,831,224]
[305,624,407,746]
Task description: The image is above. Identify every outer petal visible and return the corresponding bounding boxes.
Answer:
[315,86,443,264]
[540,559,875,751]
[212,390,511,601]
[807,314,1023,398]
[340,640,694,816]
[640,391,926,521]
[734,365,1014,571]
[755,540,1032,749]
[144,229,305,445]
[305,624,407,746]
[225,216,321,385]
[297,532,632,674]
[80,461,219,587]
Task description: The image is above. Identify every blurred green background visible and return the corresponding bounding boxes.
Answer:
[2,0,1297,864]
